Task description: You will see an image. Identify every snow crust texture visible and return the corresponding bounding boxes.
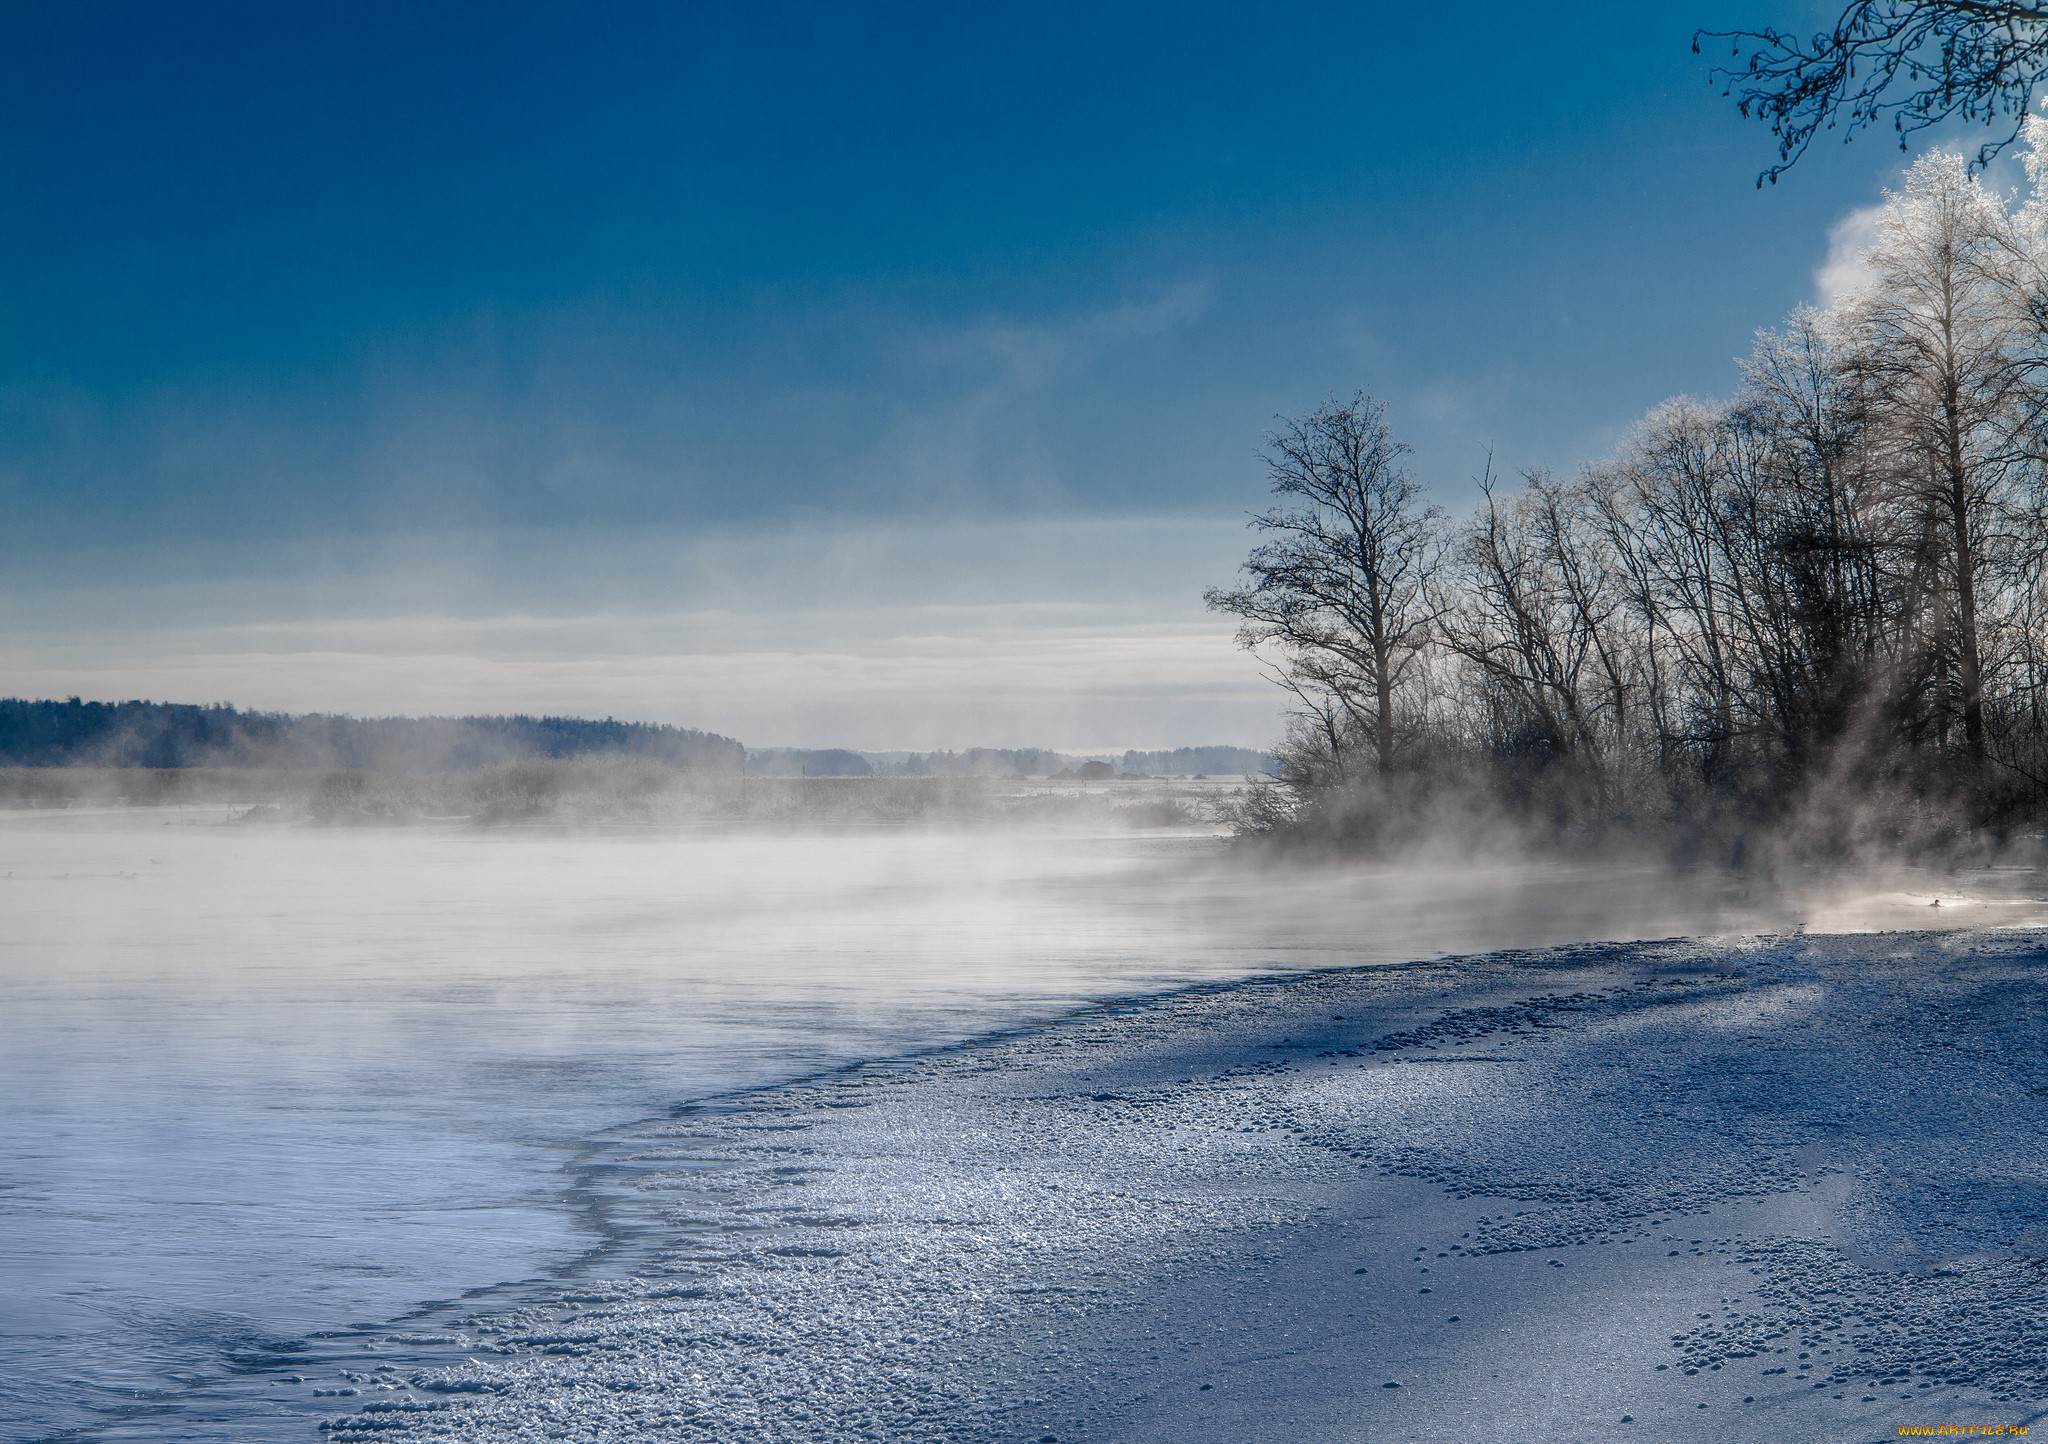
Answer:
[313,933,2048,1442]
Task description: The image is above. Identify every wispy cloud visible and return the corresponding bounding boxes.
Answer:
[861,279,1218,510]
[901,279,1216,380]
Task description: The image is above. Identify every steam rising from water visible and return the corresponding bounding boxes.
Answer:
[3,806,2040,1436]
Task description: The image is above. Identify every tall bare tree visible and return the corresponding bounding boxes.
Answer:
[1206,394,1444,779]
[1442,470,1639,810]
[1609,398,1745,767]
[1734,309,1889,742]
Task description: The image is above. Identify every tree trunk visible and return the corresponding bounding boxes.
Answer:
[1375,652,1395,778]
[1944,392,1987,762]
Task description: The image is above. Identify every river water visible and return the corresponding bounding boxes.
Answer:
[0,807,1819,1439]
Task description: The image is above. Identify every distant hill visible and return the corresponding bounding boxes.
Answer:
[0,698,744,772]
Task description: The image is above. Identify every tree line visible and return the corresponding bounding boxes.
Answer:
[0,698,744,773]
[1210,127,2048,853]
[745,746,1276,778]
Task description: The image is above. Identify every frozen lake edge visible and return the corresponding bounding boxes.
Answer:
[288,929,2048,1444]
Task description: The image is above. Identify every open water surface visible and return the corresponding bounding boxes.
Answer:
[0,807,1890,1438]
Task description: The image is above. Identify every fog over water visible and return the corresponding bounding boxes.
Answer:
[3,807,2035,1438]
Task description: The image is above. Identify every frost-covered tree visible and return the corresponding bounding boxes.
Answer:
[1842,148,2034,759]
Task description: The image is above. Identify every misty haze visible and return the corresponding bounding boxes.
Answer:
[12,5,2048,1444]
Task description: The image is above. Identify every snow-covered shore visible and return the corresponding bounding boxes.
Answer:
[312,932,2048,1443]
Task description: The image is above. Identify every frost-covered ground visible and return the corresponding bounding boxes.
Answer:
[304,929,2048,1443]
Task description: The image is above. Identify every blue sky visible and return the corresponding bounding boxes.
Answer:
[0,1,1946,747]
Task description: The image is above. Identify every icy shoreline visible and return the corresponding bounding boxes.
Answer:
[305,932,2048,1443]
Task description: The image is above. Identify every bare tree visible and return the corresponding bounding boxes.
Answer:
[1210,122,2048,847]
[1720,368,1883,767]
[1608,398,1746,768]
[1735,309,1890,735]
[1699,2,2048,183]
[1206,394,1444,779]
[1441,471,1642,814]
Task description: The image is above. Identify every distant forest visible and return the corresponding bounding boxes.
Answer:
[0,698,744,773]
[1119,746,1279,777]
[0,699,1274,783]
[1210,136,2048,854]
[745,745,1277,778]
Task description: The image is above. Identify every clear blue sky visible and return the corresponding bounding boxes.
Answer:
[0,1,1938,747]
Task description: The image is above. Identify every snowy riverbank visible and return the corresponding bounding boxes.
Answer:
[300,929,2048,1443]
